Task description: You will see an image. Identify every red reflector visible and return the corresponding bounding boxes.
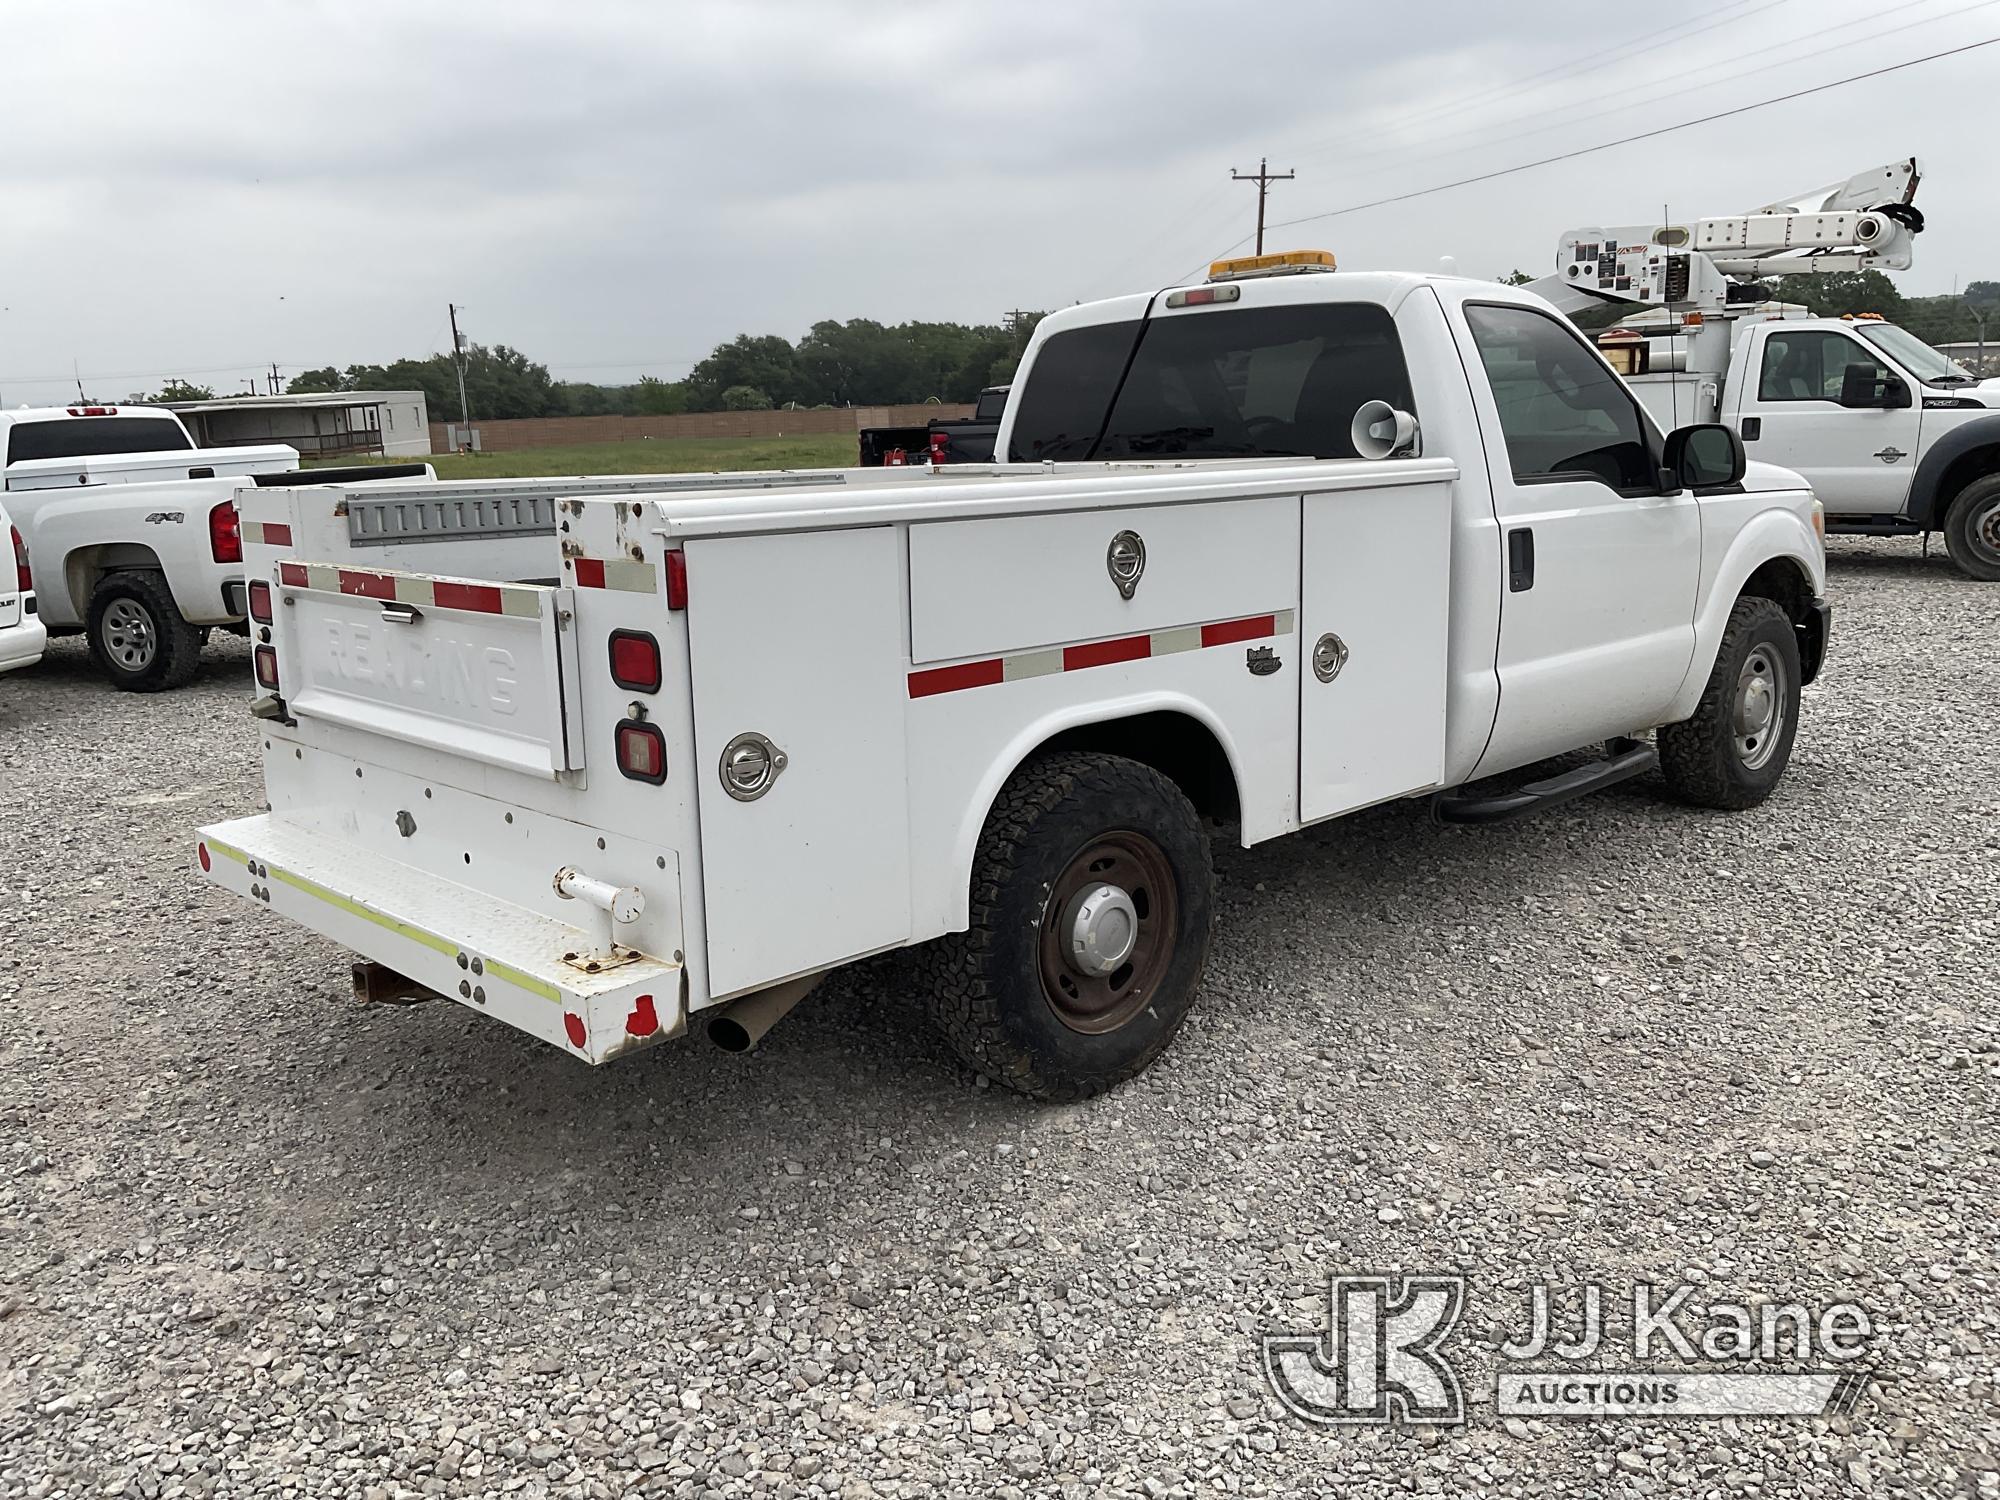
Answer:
[608,630,662,692]
[433,580,504,613]
[10,525,28,594]
[278,561,309,588]
[254,645,280,690]
[574,558,606,589]
[197,841,211,873]
[338,568,395,600]
[615,720,667,784]
[664,551,688,611]
[209,501,242,565]
[247,579,273,623]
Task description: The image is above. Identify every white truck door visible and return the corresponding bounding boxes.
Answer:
[1733,324,1920,515]
[1296,480,1454,821]
[1456,302,1700,774]
[683,525,912,999]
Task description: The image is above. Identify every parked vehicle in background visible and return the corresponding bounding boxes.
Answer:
[0,497,47,675]
[1533,157,2000,580]
[857,385,1009,466]
[2,403,431,690]
[197,250,1828,1101]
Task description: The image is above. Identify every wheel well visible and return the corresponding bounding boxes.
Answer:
[1934,446,2000,525]
[65,544,165,615]
[1737,557,1824,683]
[1035,710,1241,822]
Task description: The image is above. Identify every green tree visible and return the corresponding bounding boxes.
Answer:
[631,376,690,415]
[1771,270,1906,322]
[1498,269,1535,286]
[286,367,345,394]
[687,335,808,409]
[150,379,214,402]
[719,384,773,410]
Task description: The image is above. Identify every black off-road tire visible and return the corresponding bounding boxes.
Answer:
[86,571,204,692]
[918,752,1216,1101]
[1658,597,1801,810]
[1941,475,2000,582]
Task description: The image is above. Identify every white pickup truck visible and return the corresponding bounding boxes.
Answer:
[196,255,1829,1099]
[1,496,47,675]
[2,404,429,689]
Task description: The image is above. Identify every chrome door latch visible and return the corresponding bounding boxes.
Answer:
[1106,530,1146,600]
[1313,632,1350,683]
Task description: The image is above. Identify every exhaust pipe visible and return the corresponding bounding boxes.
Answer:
[705,972,823,1053]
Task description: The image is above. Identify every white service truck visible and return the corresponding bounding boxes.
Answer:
[0,496,47,675]
[1532,158,2000,579]
[196,256,1829,1099]
[1,404,429,689]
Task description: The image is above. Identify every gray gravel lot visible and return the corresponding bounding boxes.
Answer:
[1,537,1994,1500]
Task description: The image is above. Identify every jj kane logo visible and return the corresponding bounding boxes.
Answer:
[1263,1275,1874,1425]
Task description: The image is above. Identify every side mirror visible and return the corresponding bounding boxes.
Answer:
[1350,399,1420,459]
[1883,374,1912,409]
[1839,365,1908,408]
[1663,423,1745,491]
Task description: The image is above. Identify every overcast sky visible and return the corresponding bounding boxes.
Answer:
[2,0,1995,407]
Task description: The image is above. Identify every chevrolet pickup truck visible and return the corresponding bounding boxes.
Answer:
[2,404,429,689]
[197,251,1829,1099]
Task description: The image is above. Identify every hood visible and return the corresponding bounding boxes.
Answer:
[1743,458,1809,492]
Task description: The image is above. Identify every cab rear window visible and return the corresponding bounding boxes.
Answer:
[5,417,193,465]
[1009,303,1414,463]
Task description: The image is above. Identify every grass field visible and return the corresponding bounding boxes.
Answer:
[308,434,856,479]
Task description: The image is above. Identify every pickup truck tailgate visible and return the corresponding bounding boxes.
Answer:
[276,562,583,778]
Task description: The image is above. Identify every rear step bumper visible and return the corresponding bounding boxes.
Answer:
[196,814,684,1064]
[1431,739,1658,826]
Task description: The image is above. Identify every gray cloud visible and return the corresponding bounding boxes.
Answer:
[2,0,1992,405]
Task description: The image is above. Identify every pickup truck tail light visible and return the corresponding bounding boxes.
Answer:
[615,718,667,784]
[608,630,661,692]
[254,644,280,690]
[9,525,27,594]
[210,501,242,564]
[248,579,273,624]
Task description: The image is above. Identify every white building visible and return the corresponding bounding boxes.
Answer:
[160,391,431,458]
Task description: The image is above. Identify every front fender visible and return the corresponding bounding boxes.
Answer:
[1909,413,2000,528]
[1664,500,1825,725]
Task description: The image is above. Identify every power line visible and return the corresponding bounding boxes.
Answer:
[1263,34,2000,235]
[1229,158,1296,256]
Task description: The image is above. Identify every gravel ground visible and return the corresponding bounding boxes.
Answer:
[1,537,1994,1500]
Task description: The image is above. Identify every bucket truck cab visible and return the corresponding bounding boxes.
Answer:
[1535,158,2000,580]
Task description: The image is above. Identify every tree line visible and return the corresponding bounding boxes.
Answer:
[133,315,1050,420]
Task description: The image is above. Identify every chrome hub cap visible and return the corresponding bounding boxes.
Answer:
[1731,646,1787,771]
[101,597,158,671]
[1062,883,1139,978]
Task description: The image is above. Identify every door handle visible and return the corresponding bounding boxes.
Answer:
[379,603,422,624]
[1741,417,1761,441]
[1507,528,1535,593]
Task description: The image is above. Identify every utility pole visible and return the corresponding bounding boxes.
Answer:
[269,362,281,396]
[1230,158,1295,256]
[448,302,473,440]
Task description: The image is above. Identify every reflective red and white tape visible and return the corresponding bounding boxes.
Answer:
[908,609,1295,698]
[276,562,545,618]
[571,557,658,593]
[244,522,293,546]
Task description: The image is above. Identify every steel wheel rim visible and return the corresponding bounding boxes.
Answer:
[102,597,157,671]
[1038,831,1177,1035]
[1971,496,2000,565]
[1732,643,1787,772]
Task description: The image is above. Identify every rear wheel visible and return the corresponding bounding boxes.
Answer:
[1657,597,1801,810]
[1941,475,2000,582]
[87,571,203,692]
[920,752,1215,1101]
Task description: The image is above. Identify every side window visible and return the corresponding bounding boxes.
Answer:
[1464,304,1656,492]
[1758,331,1891,402]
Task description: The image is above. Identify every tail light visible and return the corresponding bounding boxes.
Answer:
[209,501,242,564]
[9,525,27,594]
[254,644,280,690]
[664,551,688,612]
[608,629,662,692]
[615,718,667,784]
[248,579,273,624]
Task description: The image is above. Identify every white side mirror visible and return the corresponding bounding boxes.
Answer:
[1351,399,1420,460]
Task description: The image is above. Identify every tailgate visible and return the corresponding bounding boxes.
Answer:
[275,560,583,778]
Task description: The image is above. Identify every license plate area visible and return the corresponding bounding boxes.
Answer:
[277,564,582,779]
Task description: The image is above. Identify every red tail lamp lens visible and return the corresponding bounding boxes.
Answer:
[608,629,662,692]
[9,525,27,593]
[254,645,280,690]
[209,501,242,564]
[248,579,273,623]
[664,551,688,611]
[197,841,211,872]
[615,720,667,784]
